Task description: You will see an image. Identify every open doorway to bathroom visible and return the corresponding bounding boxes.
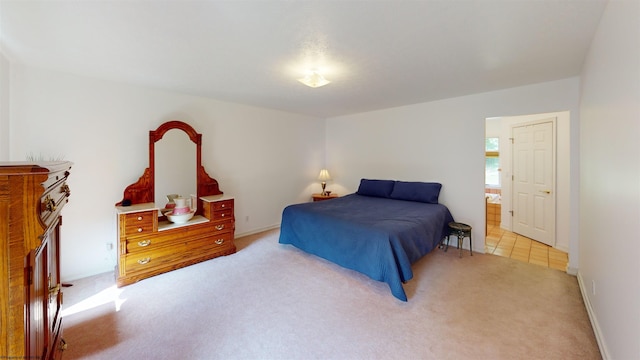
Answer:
[484,115,568,271]
[484,119,502,236]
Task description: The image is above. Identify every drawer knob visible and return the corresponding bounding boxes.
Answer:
[137,240,151,247]
[221,214,225,217]
[137,216,143,221]
[221,204,225,208]
[137,228,143,232]
[215,224,224,230]
[215,239,224,245]
[137,257,151,265]
[61,183,71,196]
[43,195,57,212]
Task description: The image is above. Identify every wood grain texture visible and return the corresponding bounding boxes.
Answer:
[116,198,236,287]
[0,162,71,359]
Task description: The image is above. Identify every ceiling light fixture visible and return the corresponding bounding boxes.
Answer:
[298,70,330,88]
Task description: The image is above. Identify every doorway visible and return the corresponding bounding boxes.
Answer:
[512,119,556,247]
[484,112,571,256]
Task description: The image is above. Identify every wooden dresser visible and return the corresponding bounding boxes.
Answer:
[115,121,236,287]
[0,161,72,359]
[115,194,235,286]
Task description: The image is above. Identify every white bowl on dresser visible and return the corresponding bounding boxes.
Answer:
[165,210,195,224]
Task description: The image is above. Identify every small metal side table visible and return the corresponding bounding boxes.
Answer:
[444,222,473,258]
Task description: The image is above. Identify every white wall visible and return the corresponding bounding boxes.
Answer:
[10,64,325,281]
[578,0,640,359]
[326,78,581,269]
[0,51,9,160]
[484,117,501,138]
[0,1,7,161]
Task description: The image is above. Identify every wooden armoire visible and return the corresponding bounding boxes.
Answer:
[0,161,72,359]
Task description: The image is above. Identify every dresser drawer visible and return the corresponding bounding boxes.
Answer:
[213,208,233,220]
[124,218,233,253]
[126,237,157,253]
[211,218,234,234]
[202,198,234,221]
[39,179,71,228]
[124,232,234,272]
[208,231,234,248]
[40,168,70,191]
[212,199,234,211]
[122,211,155,236]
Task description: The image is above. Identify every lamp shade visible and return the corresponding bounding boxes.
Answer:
[317,169,332,181]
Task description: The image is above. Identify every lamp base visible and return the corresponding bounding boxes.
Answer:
[321,182,327,196]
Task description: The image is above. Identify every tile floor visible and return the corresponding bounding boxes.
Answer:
[484,224,568,271]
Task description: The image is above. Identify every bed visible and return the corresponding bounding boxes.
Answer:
[279,179,454,301]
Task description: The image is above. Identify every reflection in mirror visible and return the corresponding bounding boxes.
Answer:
[154,128,197,209]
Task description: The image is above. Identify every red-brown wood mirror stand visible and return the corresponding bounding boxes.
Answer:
[116,120,222,215]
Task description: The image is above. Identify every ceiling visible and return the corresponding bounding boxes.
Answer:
[0,1,607,118]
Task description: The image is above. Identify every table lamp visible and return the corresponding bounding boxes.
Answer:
[317,169,332,195]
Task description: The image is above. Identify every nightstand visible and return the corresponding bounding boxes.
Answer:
[312,193,338,202]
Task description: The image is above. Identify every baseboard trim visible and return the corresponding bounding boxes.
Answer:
[566,266,578,276]
[235,224,280,239]
[577,272,610,360]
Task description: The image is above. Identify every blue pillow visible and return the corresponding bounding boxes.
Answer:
[356,179,396,198]
[389,181,442,204]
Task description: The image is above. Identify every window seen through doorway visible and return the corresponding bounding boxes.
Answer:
[486,138,500,186]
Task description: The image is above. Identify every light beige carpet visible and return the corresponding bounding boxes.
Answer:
[61,229,600,359]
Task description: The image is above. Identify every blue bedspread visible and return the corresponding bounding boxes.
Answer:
[278,194,454,301]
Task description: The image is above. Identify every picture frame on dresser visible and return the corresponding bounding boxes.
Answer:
[115,121,236,287]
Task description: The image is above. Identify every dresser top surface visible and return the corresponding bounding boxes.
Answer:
[115,202,158,214]
[201,194,234,202]
[0,161,73,175]
[116,194,234,214]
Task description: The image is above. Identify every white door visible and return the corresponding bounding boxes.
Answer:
[512,120,556,246]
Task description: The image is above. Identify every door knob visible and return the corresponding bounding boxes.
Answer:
[539,190,551,194]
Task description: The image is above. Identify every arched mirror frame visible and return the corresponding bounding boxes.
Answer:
[116,120,223,215]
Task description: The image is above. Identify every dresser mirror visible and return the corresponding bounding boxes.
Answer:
[116,120,223,214]
[154,128,196,208]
